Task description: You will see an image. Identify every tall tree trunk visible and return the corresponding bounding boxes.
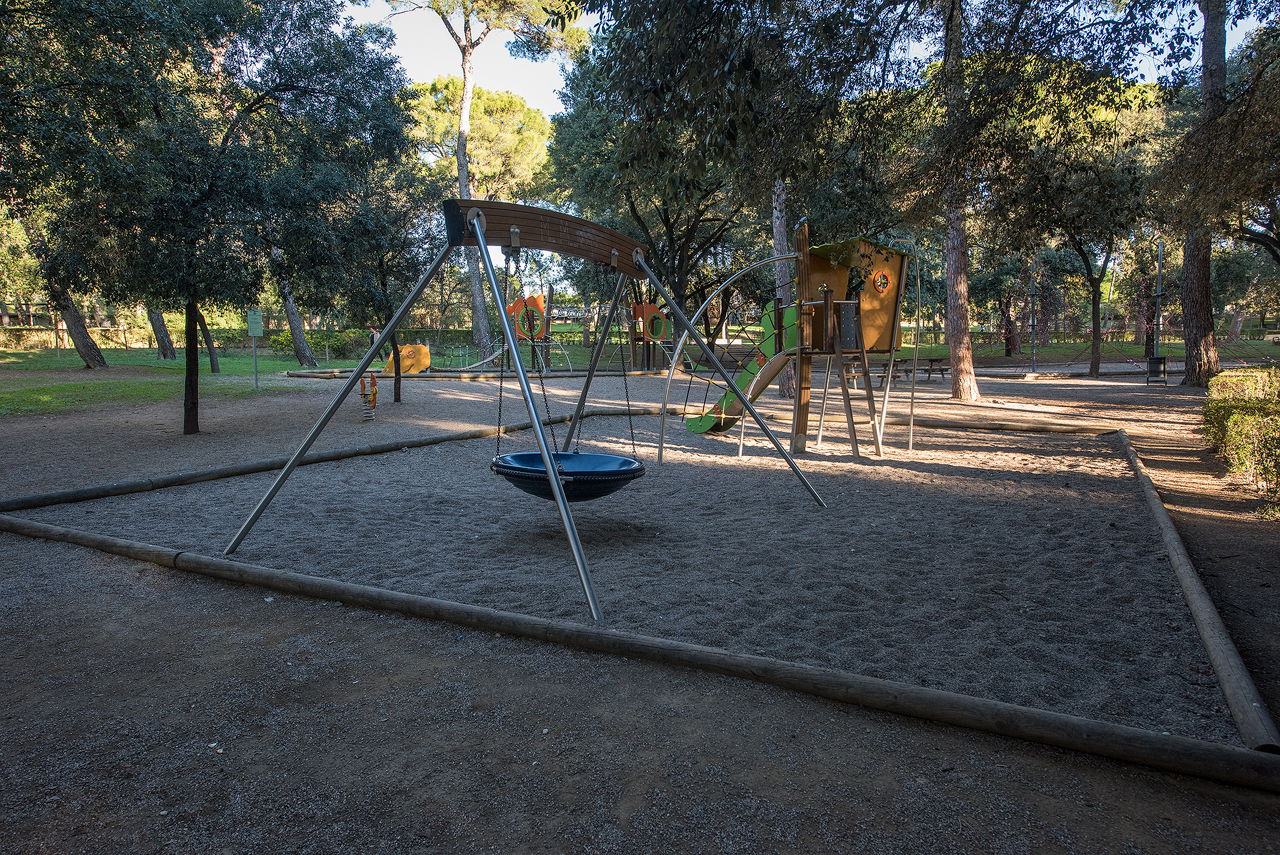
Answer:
[941,0,980,402]
[1000,293,1020,357]
[456,48,493,356]
[1135,278,1153,354]
[1181,0,1227,386]
[148,308,177,359]
[184,299,200,435]
[47,281,106,368]
[772,178,796,399]
[944,205,981,401]
[1089,275,1103,377]
[196,310,220,374]
[1226,308,1245,342]
[1181,229,1220,384]
[278,277,317,368]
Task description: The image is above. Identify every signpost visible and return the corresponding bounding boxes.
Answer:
[247,308,263,391]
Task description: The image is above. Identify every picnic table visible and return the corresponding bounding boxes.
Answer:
[859,356,949,387]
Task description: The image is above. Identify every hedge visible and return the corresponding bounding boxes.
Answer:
[1222,405,1280,500]
[1202,367,1280,505]
[1206,366,1280,401]
[268,329,370,360]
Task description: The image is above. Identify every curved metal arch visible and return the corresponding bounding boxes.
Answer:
[657,253,797,463]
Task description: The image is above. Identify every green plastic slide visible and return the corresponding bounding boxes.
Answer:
[685,301,797,434]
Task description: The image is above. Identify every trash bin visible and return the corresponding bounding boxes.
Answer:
[1146,356,1167,385]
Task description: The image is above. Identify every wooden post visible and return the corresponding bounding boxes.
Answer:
[790,222,813,454]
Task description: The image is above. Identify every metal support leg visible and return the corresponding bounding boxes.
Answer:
[562,272,628,452]
[878,355,895,442]
[816,355,834,446]
[636,254,826,508]
[908,257,922,452]
[472,212,603,621]
[836,356,861,458]
[225,244,455,556]
[854,350,884,456]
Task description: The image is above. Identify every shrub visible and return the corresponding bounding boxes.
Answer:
[269,329,371,360]
[1203,367,1280,510]
[0,327,54,348]
[1220,403,1280,500]
[1207,366,1280,401]
[268,330,296,357]
[398,328,475,349]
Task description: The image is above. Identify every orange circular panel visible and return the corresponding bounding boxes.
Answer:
[507,295,548,340]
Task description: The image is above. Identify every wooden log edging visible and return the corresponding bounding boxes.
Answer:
[1,513,1279,795]
[287,369,667,381]
[0,407,673,514]
[1116,429,1280,753]
[888,415,1116,435]
[762,411,1116,435]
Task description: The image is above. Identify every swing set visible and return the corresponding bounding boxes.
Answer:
[224,200,823,621]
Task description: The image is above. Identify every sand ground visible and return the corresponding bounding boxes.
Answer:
[1,369,1278,853]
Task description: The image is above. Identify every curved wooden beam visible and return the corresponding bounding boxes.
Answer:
[442,199,647,280]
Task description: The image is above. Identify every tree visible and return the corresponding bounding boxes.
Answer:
[897,0,1177,400]
[551,43,755,323]
[288,153,449,402]
[1159,25,1280,265]
[83,0,409,433]
[409,77,552,203]
[146,309,178,360]
[980,69,1155,375]
[390,0,587,356]
[1177,0,1229,385]
[1213,242,1280,338]
[1148,19,1280,383]
[0,0,230,367]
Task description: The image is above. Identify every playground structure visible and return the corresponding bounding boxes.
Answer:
[383,342,431,374]
[225,200,825,620]
[7,204,1280,788]
[357,372,378,420]
[661,223,911,460]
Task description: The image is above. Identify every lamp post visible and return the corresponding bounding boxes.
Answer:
[1153,240,1164,359]
[1148,240,1167,385]
[1029,286,1039,374]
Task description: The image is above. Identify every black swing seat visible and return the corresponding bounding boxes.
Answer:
[491,452,645,502]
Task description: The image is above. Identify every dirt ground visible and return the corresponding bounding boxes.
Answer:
[1,370,1278,854]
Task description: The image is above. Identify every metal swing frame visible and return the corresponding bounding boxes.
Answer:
[224,200,823,621]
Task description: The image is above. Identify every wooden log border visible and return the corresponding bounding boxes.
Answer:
[1,511,1278,794]
[0,410,1109,516]
[1116,429,1280,752]
[286,370,668,381]
[3,406,1273,757]
[0,408,671,514]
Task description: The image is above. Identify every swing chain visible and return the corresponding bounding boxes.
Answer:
[619,298,638,458]
[496,244,563,473]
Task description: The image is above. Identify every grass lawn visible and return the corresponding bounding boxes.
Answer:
[3,333,1274,418]
[0,347,359,376]
[0,379,182,416]
[0,348,309,417]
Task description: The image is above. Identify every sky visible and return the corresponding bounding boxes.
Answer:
[345,2,584,116]
[345,3,1262,119]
